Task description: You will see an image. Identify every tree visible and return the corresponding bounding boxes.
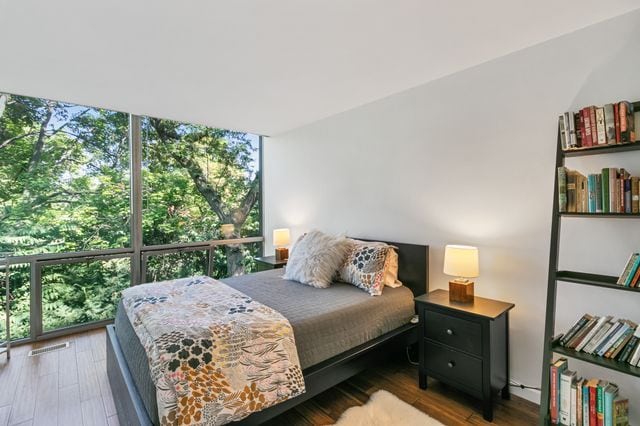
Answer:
[0,92,261,338]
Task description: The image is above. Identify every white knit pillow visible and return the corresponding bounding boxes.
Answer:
[283,230,351,288]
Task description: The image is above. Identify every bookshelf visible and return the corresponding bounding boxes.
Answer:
[538,103,640,423]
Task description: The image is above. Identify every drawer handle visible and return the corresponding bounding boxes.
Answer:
[447,361,455,369]
[446,328,454,336]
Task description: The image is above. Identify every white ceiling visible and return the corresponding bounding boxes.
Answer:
[0,0,638,136]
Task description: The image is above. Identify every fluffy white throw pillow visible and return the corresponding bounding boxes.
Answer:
[283,230,351,288]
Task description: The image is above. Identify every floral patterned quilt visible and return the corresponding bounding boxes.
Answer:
[121,276,305,425]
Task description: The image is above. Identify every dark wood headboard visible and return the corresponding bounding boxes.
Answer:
[356,238,429,298]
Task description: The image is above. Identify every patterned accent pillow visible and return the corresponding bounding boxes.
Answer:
[339,241,392,296]
[283,230,351,288]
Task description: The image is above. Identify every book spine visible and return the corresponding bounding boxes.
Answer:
[604,103,616,144]
[619,336,638,362]
[614,103,621,143]
[596,383,605,426]
[602,169,609,213]
[620,101,634,143]
[567,171,577,213]
[589,107,597,147]
[558,167,567,213]
[570,382,577,426]
[595,174,603,213]
[630,341,640,365]
[559,115,568,150]
[551,364,559,423]
[624,179,631,214]
[583,109,592,147]
[595,107,606,145]
[597,324,629,356]
[582,384,590,426]
[560,374,572,425]
[632,176,639,214]
[630,264,640,288]
[593,323,622,355]
[589,386,597,426]
[609,168,617,213]
[588,174,597,213]
[561,315,591,346]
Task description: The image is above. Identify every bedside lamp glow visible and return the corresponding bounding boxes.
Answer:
[273,228,291,261]
[443,245,479,303]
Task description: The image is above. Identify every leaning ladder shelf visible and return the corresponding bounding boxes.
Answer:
[538,101,640,424]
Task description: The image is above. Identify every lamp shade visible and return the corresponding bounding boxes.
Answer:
[273,228,290,247]
[443,245,479,278]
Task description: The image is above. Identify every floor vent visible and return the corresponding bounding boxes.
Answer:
[28,342,70,357]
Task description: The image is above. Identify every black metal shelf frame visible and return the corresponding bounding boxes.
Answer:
[538,103,640,423]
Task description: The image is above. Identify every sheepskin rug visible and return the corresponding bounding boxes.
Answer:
[332,389,444,426]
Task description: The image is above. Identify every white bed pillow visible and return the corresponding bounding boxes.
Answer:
[283,230,351,288]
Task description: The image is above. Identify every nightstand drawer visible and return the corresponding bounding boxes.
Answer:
[423,309,481,356]
[424,339,482,393]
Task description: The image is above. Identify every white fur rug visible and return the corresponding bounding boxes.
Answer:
[332,389,444,426]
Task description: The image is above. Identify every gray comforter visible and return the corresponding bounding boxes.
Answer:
[114,269,415,424]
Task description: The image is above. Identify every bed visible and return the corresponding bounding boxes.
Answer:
[106,240,429,425]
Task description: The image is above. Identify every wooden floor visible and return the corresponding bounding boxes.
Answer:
[0,329,539,426]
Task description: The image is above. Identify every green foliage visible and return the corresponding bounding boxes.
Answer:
[0,93,261,339]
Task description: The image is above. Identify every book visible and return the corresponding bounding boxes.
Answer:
[616,253,639,285]
[619,101,635,143]
[570,380,577,426]
[560,115,568,151]
[587,378,599,426]
[623,179,631,214]
[604,103,616,144]
[612,397,629,426]
[596,380,608,426]
[582,380,590,426]
[576,316,611,352]
[602,168,610,213]
[630,264,640,288]
[558,167,568,213]
[576,378,584,426]
[632,176,639,213]
[567,171,577,213]
[551,358,569,423]
[603,384,618,426]
[595,107,606,145]
[614,103,621,143]
[578,173,588,213]
[582,108,593,147]
[623,255,640,287]
[587,174,597,213]
[568,111,578,148]
[589,107,598,147]
[561,314,593,346]
[592,321,623,355]
[609,168,617,213]
[560,370,577,425]
[595,174,603,213]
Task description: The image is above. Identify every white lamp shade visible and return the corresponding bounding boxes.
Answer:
[273,228,291,247]
[443,245,479,278]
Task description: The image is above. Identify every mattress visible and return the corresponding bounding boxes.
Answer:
[114,269,415,424]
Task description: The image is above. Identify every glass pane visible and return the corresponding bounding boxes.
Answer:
[41,257,130,331]
[141,117,260,247]
[0,93,130,256]
[212,242,263,279]
[0,262,30,340]
[144,250,208,282]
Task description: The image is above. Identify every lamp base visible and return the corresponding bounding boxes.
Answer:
[449,280,474,303]
[275,247,289,262]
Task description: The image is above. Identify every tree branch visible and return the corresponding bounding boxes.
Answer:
[27,100,55,173]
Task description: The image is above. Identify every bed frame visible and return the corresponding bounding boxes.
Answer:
[106,240,429,426]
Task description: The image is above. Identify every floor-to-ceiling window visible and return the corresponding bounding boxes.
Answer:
[0,92,263,341]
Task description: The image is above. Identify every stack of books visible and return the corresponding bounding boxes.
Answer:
[559,101,637,151]
[557,167,639,214]
[617,253,640,288]
[549,358,629,425]
[557,314,640,366]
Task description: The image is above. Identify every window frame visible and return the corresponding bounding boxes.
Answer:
[2,111,264,344]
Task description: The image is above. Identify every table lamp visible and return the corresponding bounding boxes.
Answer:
[443,244,479,303]
[273,228,291,261]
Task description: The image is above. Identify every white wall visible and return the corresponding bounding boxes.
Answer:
[264,9,640,417]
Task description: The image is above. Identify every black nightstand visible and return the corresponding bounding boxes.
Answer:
[254,255,287,272]
[415,289,514,422]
